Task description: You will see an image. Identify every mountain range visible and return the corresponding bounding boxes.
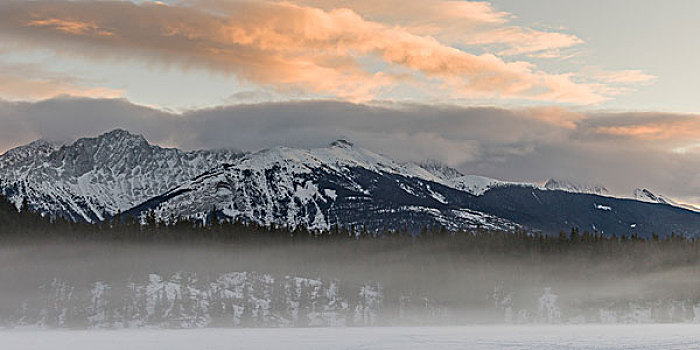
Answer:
[1,129,699,237]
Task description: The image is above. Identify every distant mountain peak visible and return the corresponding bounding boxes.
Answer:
[96,128,148,144]
[329,139,354,148]
[60,129,150,158]
[544,178,609,195]
[2,138,58,156]
[25,138,57,148]
[631,188,700,212]
[104,128,134,137]
[633,188,674,205]
[0,138,60,168]
[416,160,464,180]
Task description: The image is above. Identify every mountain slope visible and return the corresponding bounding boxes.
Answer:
[135,141,515,231]
[472,186,700,237]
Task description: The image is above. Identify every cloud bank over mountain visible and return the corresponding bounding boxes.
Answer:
[0,97,697,205]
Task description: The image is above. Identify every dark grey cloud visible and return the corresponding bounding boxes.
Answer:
[0,97,698,205]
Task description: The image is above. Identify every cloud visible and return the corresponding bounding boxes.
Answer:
[583,112,700,142]
[0,98,698,205]
[458,26,583,57]
[298,0,509,27]
[26,18,114,37]
[521,106,586,129]
[298,0,582,57]
[593,70,657,84]
[0,62,124,101]
[0,0,623,104]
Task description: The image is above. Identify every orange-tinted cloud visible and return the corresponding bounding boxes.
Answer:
[298,0,581,57]
[523,106,586,129]
[26,18,113,37]
[594,70,657,84]
[0,0,637,104]
[591,114,700,141]
[463,27,583,56]
[0,74,124,101]
[0,62,124,101]
[296,0,509,29]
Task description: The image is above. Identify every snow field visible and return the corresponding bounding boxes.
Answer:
[1,325,699,350]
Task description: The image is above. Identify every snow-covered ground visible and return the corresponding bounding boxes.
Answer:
[2,325,699,349]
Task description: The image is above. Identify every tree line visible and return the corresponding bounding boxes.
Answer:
[2,194,698,263]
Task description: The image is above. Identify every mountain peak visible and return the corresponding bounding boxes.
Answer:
[417,160,464,180]
[26,138,57,148]
[633,188,673,205]
[2,138,58,155]
[98,128,148,144]
[0,138,60,168]
[544,178,609,195]
[329,139,354,148]
[58,129,150,156]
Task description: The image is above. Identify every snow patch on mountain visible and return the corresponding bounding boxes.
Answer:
[447,175,507,196]
[446,175,538,196]
[409,161,536,196]
[414,160,464,180]
[544,179,609,195]
[594,204,612,211]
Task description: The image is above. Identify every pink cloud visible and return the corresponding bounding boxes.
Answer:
[26,18,114,37]
[594,70,657,84]
[297,0,582,57]
[0,62,124,101]
[0,0,642,104]
[591,114,700,141]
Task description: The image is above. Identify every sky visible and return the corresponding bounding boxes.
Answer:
[0,0,698,205]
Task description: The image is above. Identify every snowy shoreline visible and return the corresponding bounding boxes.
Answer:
[1,325,699,349]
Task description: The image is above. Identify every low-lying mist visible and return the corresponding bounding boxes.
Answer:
[1,232,699,328]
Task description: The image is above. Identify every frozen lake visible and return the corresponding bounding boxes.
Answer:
[2,325,699,349]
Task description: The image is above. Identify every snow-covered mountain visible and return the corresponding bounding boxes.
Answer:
[634,188,675,205]
[130,139,515,231]
[544,179,609,195]
[0,129,241,222]
[415,160,464,180]
[633,188,699,212]
[1,129,699,236]
[0,131,515,231]
[543,180,697,212]
[408,161,530,196]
